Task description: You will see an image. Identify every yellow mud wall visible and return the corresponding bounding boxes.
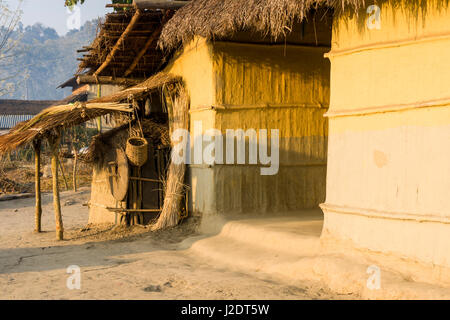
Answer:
[211,42,329,214]
[167,38,330,215]
[322,0,450,267]
[88,165,122,224]
[165,38,215,110]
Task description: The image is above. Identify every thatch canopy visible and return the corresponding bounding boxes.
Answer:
[0,71,180,155]
[158,0,367,50]
[0,102,132,154]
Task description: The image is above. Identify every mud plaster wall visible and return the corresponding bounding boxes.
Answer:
[88,163,123,224]
[322,0,450,267]
[167,38,330,216]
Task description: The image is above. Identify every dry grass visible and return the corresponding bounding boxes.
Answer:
[90,72,182,104]
[0,102,132,155]
[151,85,189,231]
[0,160,92,194]
[159,0,368,50]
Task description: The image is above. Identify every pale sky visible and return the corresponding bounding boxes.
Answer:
[5,0,112,35]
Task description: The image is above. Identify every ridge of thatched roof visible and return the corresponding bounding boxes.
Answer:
[89,72,182,104]
[158,0,367,50]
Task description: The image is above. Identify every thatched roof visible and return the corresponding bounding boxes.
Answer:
[90,72,182,104]
[0,102,132,154]
[0,71,180,154]
[76,4,185,84]
[158,0,366,50]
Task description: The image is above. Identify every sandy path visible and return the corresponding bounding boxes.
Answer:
[0,188,346,300]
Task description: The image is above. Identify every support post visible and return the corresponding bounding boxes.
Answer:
[49,134,64,241]
[32,139,42,233]
[72,147,78,192]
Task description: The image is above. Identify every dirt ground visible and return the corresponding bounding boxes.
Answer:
[0,160,92,194]
[0,187,354,300]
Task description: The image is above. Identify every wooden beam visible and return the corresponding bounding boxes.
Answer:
[106,3,135,9]
[49,134,64,241]
[124,26,162,77]
[134,0,189,10]
[77,75,145,85]
[93,9,142,78]
[32,140,42,233]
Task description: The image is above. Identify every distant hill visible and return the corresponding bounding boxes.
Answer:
[0,20,98,100]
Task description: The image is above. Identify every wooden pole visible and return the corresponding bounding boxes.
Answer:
[123,27,161,77]
[49,134,64,241]
[76,75,145,86]
[58,157,69,191]
[32,139,42,233]
[72,147,78,192]
[134,0,188,10]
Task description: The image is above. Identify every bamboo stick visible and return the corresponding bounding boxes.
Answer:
[134,0,188,10]
[77,75,145,86]
[72,147,78,192]
[93,9,142,78]
[49,134,64,241]
[58,157,69,191]
[124,27,161,77]
[105,3,135,8]
[32,139,42,233]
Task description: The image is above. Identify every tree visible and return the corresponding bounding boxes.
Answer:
[0,0,23,97]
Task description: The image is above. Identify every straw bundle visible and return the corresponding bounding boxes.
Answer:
[151,85,189,231]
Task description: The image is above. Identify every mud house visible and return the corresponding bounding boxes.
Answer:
[320,0,450,268]
[159,5,332,218]
[0,0,448,271]
[78,0,332,223]
[156,0,450,268]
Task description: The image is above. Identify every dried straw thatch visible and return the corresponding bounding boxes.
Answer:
[158,0,367,50]
[0,72,180,155]
[151,84,189,231]
[90,72,182,104]
[0,102,132,154]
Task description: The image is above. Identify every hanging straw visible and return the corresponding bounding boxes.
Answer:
[151,85,189,231]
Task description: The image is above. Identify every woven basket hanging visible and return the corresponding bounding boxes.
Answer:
[126,137,148,167]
